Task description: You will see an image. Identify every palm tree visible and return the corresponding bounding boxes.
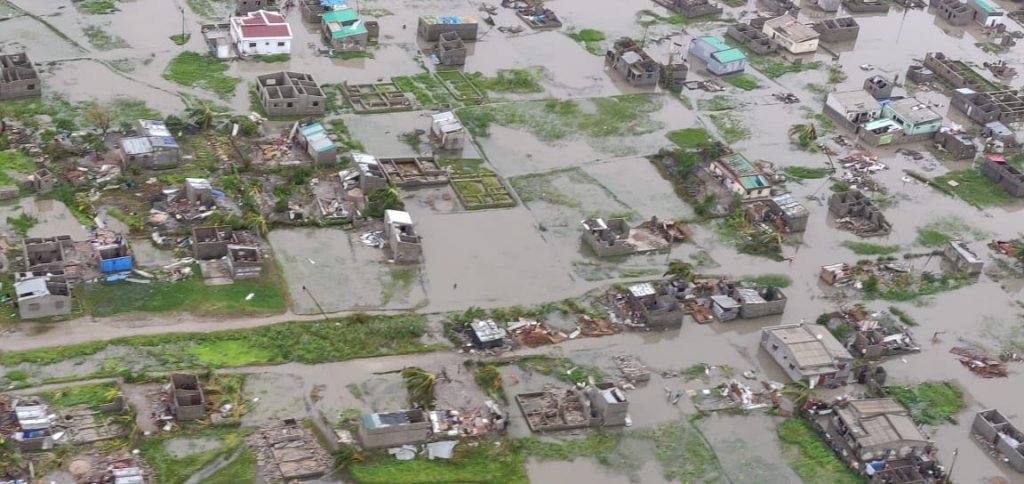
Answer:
[788,123,818,149]
[186,100,226,131]
[664,260,695,282]
[401,367,436,409]
[782,380,818,412]
[243,212,268,237]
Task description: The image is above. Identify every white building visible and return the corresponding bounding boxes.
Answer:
[763,15,820,54]
[230,10,292,56]
[761,322,853,386]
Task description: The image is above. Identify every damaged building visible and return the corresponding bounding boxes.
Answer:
[848,319,921,359]
[169,373,206,421]
[384,210,422,263]
[379,156,450,187]
[514,2,563,30]
[761,322,853,386]
[763,14,819,55]
[13,398,53,451]
[516,386,592,432]
[829,189,892,236]
[813,17,860,43]
[709,281,788,321]
[580,217,685,257]
[931,0,973,26]
[469,319,507,349]
[934,128,977,160]
[710,153,773,199]
[652,0,723,18]
[353,152,389,194]
[321,7,369,52]
[256,71,326,117]
[826,398,933,467]
[950,88,1024,126]
[843,0,890,12]
[584,383,630,427]
[824,90,883,131]
[726,23,777,55]
[689,36,747,76]
[342,81,415,113]
[605,38,660,86]
[745,192,810,233]
[761,0,800,15]
[418,15,478,41]
[972,409,1024,472]
[0,52,40,101]
[863,74,893,99]
[192,226,237,260]
[23,236,80,276]
[249,419,332,481]
[923,52,1000,92]
[14,272,71,319]
[943,240,984,274]
[119,120,182,170]
[436,32,467,66]
[296,122,338,164]
[358,410,432,448]
[226,245,262,279]
[618,282,684,329]
[430,111,466,153]
[980,155,1024,197]
[95,236,132,274]
[969,0,1005,26]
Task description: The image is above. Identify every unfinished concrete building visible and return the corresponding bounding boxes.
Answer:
[384,210,422,263]
[0,53,40,101]
[973,409,1024,472]
[735,287,788,318]
[23,236,77,274]
[96,237,132,274]
[249,419,332,481]
[726,23,777,55]
[950,88,1024,125]
[516,386,592,432]
[862,74,893,99]
[761,0,801,16]
[418,15,478,41]
[829,190,892,236]
[820,21,857,43]
[746,192,810,233]
[430,111,466,152]
[515,3,563,30]
[906,64,936,84]
[623,282,684,329]
[585,383,630,427]
[923,52,1000,92]
[13,398,53,451]
[379,156,450,187]
[342,82,414,113]
[653,0,722,18]
[358,410,431,448]
[170,373,206,421]
[843,0,890,12]
[298,0,327,23]
[934,129,977,160]
[119,134,181,170]
[14,272,71,319]
[581,218,633,257]
[605,38,660,87]
[353,152,388,194]
[227,245,262,279]
[235,0,272,15]
[981,156,1024,197]
[942,240,984,274]
[255,72,326,117]
[31,169,54,195]
[659,62,689,93]
[437,32,467,66]
[192,226,237,260]
[931,0,973,26]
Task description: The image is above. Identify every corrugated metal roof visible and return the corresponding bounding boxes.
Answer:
[120,137,153,155]
[421,15,477,25]
[698,36,730,52]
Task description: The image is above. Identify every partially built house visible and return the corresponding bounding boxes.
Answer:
[192,226,237,259]
[169,373,206,421]
[584,383,630,427]
[0,53,40,101]
[436,32,468,66]
[418,15,478,41]
[384,210,422,263]
[934,129,977,160]
[379,156,450,187]
[726,23,777,55]
[923,52,1001,92]
[906,64,937,84]
[580,217,684,257]
[812,16,858,43]
[226,245,262,279]
[950,88,1024,125]
[843,0,890,12]
[516,386,592,432]
[515,2,563,30]
[358,410,432,448]
[981,155,1024,197]
[972,409,1024,472]
[23,236,75,274]
[256,72,326,117]
[353,152,388,194]
[13,398,53,451]
[862,74,893,99]
[299,0,327,23]
[828,189,892,236]
[761,0,801,16]
[14,272,71,319]
[621,282,684,329]
[849,319,921,359]
[430,111,466,152]
[931,0,973,26]
[652,0,722,18]
[96,237,132,274]
[605,38,660,87]
[745,193,810,233]
[342,82,414,113]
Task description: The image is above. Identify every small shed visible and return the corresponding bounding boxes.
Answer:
[298,122,338,163]
[710,295,740,321]
[689,36,746,76]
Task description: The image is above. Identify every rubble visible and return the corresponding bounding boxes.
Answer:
[690,379,782,412]
[248,419,332,481]
[950,346,1008,378]
[613,354,651,383]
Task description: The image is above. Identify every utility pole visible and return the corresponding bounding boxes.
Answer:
[945,448,958,484]
[179,6,186,42]
[302,285,330,320]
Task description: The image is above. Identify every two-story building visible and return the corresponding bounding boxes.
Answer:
[763,15,820,54]
[761,322,853,386]
[230,9,292,56]
[709,153,773,199]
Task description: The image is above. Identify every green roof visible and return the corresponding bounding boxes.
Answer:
[323,9,367,39]
[712,48,745,63]
[719,153,758,176]
[699,36,730,52]
[974,0,996,13]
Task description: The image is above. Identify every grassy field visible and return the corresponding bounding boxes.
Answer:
[83,26,129,50]
[567,29,606,55]
[666,128,711,149]
[784,166,830,179]
[0,150,37,185]
[777,420,864,484]
[724,74,759,91]
[456,95,662,141]
[886,382,965,425]
[468,68,545,94]
[741,274,792,288]
[205,447,256,484]
[75,0,119,14]
[932,168,1019,207]
[42,381,120,408]
[163,52,240,98]
[81,267,286,317]
[708,112,749,144]
[915,216,988,248]
[841,241,902,255]
[138,426,246,484]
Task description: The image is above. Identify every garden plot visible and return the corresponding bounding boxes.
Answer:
[268,227,427,314]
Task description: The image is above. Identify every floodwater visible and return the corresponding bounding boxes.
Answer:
[3,0,1024,480]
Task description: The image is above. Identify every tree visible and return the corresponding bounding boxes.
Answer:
[243,212,268,237]
[663,260,695,282]
[85,104,116,135]
[186,100,226,131]
[365,187,403,218]
[401,367,436,408]
[782,380,819,411]
[788,123,818,149]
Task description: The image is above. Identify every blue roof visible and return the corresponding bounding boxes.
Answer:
[698,36,731,52]
[321,0,346,6]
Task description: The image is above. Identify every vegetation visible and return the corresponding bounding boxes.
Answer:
[697,95,736,112]
[724,74,759,91]
[456,95,662,141]
[469,68,545,94]
[749,58,822,79]
[783,165,829,179]
[932,168,1019,207]
[788,124,819,151]
[350,439,527,483]
[392,73,455,107]
[251,53,290,63]
[827,64,848,84]
[163,52,241,98]
[205,448,256,484]
[567,29,606,55]
[862,270,971,302]
[915,216,988,248]
[6,213,37,237]
[402,367,437,408]
[841,241,901,256]
[666,128,711,149]
[42,381,120,408]
[81,269,286,317]
[74,0,119,14]
[886,382,965,425]
[635,9,700,26]
[83,26,129,51]
[473,364,507,404]
[186,0,229,19]
[365,187,403,218]
[716,205,783,260]
[637,420,724,482]
[708,112,749,144]
[0,150,36,186]
[889,306,918,326]
[777,419,864,484]
[741,274,792,288]
[169,33,191,46]
[138,426,246,484]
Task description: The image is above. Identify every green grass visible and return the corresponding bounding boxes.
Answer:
[163,51,241,98]
[42,381,119,408]
[666,128,711,149]
[392,73,455,107]
[932,168,1019,207]
[777,420,865,484]
[473,364,507,404]
[724,74,759,91]
[250,53,290,63]
[0,314,434,370]
[437,158,487,172]
[827,64,847,84]
[783,166,830,179]
[889,306,917,326]
[457,95,662,141]
[468,68,545,94]
[885,382,965,425]
[708,111,749,144]
[841,241,901,255]
[169,33,191,46]
[186,0,229,19]
[83,26,129,51]
[74,0,119,14]
[741,274,792,288]
[0,150,36,185]
[81,269,286,317]
[351,439,528,483]
[6,213,37,237]
[635,9,705,26]
[567,29,606,55]
[915,216,988,248]
[139,426,246,484]
[515,355,605,386]
[697,95,736,112]
[205,447,256,484]
[635,420,724,482]
[748,58,821,79]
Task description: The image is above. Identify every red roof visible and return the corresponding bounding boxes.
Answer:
[234,10,291,38]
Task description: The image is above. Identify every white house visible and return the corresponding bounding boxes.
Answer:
[230,10,292,56]
[763,14,819,54]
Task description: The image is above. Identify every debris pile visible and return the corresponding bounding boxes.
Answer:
[248,419,332,482]
[508,318,566,348]
[515,385,591,432]
[690,379,783,412]
[613,354,651,383]
[950,347,1008,378]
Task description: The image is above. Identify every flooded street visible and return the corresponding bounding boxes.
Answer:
[2,0,1024,480]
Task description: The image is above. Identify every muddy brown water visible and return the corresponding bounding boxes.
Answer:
[2,0,1024,481]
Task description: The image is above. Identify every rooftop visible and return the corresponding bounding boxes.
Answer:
[837,398,928,449]
[697,36,730,52]
[771,193,809,218]
[233,9,292,39]
[432,111,463,134]
[711,48,746,64]
[323,8,367,39]
[385,209,413,226]
[764,323,852,369]
[764,15,820,43]
[886,98,942,125]
[420,15,477,25]
[829,90,882,112]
